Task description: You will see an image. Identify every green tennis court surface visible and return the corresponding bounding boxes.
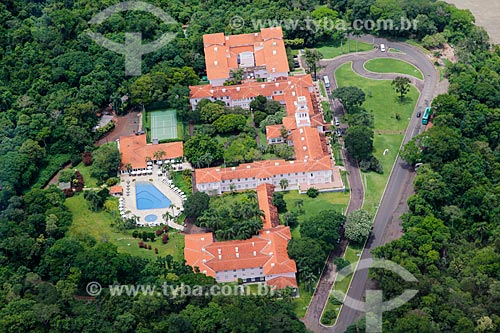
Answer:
[150,109,177,140]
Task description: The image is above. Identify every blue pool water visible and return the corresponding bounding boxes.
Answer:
[145,214,158,222]
[135,182,171,210]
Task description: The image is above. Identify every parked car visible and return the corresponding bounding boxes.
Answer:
[334,117,340,126]
[337,128,343,137]
[380,43,386,52]
[416,111,422,118]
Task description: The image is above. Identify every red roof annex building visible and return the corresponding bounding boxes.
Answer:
[184,184,298,290]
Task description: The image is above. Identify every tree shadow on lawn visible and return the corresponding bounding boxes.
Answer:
[394,95,414,105]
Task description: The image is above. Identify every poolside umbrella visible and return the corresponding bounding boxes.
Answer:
[147,161,153,165]
[147,166,153,170]
[157,161,163,165]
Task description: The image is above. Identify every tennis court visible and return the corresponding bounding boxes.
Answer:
[150,109,178,140]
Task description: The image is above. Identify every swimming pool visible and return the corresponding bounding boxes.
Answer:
[135,182,171,210]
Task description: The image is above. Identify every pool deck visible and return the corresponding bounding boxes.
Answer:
[120,173,185,231]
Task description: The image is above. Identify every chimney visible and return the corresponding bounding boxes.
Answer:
[218,248,221,254]
[218,255,222,260]
[214,60,218,66]
[236,253,240,258]
[273,50,276,55]
[214,46,218,52]
[235,247,239,252]
[253,251,257,256]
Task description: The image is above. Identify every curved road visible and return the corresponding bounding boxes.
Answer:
[303,36,442,332]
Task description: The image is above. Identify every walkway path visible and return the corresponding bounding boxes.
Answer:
[302,35,440,332]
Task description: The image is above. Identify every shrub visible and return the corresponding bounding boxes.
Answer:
[155,229,163,236]
[162,233,169,244]
[359,159,371,172]
[82,152,92,166]
[306,187,319,198]
[138,241,145,248]
[154,248,159,254]
[71,154,82,167]
[148,245,152,250]
[132,230,139,238]
[73,171,84,191]
[106,177,119,186]
[63,189,74,198]
[333,257,351,270]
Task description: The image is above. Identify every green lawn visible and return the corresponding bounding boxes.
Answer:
[66,194,184,261]
[282,190,349,317]
[321,243,363,325]
[73,162,99,188]
[335,62,418,214]
[364,58,424,80]
[319,80,327,97]
[283,190,349,239]
[292,284,314,318]
[316,39,374,59]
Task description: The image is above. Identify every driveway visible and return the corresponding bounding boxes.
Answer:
[302,35,440,332]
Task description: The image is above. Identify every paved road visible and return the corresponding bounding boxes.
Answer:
[302,35,440,333]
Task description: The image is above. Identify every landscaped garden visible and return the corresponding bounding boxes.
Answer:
[364,58,424,80]
[334,62,418,214]
[315,39,374,59]
[66,194,184,261]
[280,190,350,317]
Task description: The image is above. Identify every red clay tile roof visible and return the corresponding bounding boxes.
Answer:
[202,28,289,81]
[119,134,183,170]
[266,124,284,140]
[184,227,297,280]
[109,185,123,194]
[291,127,325,161]
[195,156,334,185]
[257,183,280,229]
[266,276,298,289]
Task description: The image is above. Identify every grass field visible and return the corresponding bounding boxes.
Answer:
[320,243,363,325]
[335,62,418,214]
[73,162,99,188]
[283,191,350,240]
[316,39,374,59]
[364,58,424,80]
[319,80,327,97]
[66,194,185,261]
[283,190,350,317]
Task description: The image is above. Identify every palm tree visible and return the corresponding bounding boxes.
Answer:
[145,156,152,163]
[162,211,173,223]
[153,150,166,162]
[246,191,257,203]
[294,199,304,214]
[279,178,289,191]
[170,204,178,217]
[125,163,133,174]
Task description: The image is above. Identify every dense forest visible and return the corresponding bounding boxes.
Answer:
[0,0,498,331]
